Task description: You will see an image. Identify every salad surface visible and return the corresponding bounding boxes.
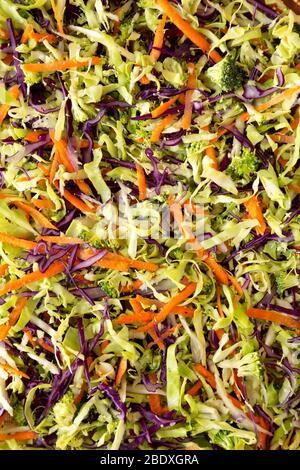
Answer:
[0,0,299,451]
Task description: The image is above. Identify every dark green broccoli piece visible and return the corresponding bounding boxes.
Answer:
[13,401,26,426]
[226,147,259,183]
[201,277,214,295]
[207,52,246,92]
[210,430,236,450]
[99,281,119,298]
[79,230,91,242]
[170,248,184,260]
[275,271,298,297]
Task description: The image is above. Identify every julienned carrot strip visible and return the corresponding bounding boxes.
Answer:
[25,130,46,143]
[182,63,196,130]
[7,85,19,100]
[187,380,203,396]
[0,262,65,296]
[210,128,228,144]
[78,248,158,272]
[21,25,56,44]
[129,298,143,315]
[136,282,196,332]
[41,173,96,213]
[150,14,167,62]
[184,199,206,215]
[103,252,158,272]
[157,0,222,63]
[0,297,28,341]
[0,263,8,277]
[0,85,20,125]
[135,163,147,201]
[169,199,229,285]
[37,235,84,244]
[203,255,229,285]
[244,195,267,235]
[24,329,37,348]
[151,96,178,118]
[76,179,93,196]
[49,131,75,172]
[151,114,176,143]
[148,328,165,350]
[255,86,300,113]
[0,233,36,250]
[270,134,295,144]
[58,184,97,213]
[0,431,37,442]
[120,280,143,293]
[48,134,93,196]
[73,384,86,405]
[13,200,56,230]
[205,146,219,170]
[0,363,29,379]
[38,339,55,354]
[115,357,127,387]
[50,0,64,35]
[32,199,55,210]
[247,307,300,330]
[194,363,216,388]
[135,294,194,317]
[113,311,155,325]
[23,57,100,73]
[148,372,168,415]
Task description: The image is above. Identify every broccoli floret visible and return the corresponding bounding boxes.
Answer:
[226,147,259,183]
[201,277,214,295]
[275,271,298,297]
[13,401,26,426]
[79,230,119,250]
[206,52,246,92]
[236,352,264,379]
[209,430,236,450]
[170,248,184,260]
[99,280,119,298]
[53,391,76,427]
[79,230,91,242]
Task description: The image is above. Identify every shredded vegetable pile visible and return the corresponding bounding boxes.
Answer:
[0,0,299,451]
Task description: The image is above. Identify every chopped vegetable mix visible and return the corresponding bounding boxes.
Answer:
[0,0,299,451]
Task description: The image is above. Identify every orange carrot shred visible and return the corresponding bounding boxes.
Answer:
[150,114,176,143]
[0,363,29,379]
[151,95,178,119]
[0,263,8,277]
[0,262,65,297]
[50,0,64,35]
[23,57,100,73]
[135,163,147,201]
[136,282,196,333]
[150,14,167,62]
[0,233,37,250]
[157,0,222,63]
[244,195,267,235]
[115,357,127,387]
[0,431,37,442]
[13,200,57,230]
[0,297,28,341]
[247,307,300,330]
[182,63,196,130]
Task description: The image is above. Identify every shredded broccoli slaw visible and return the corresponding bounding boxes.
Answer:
[0,0,299,451]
